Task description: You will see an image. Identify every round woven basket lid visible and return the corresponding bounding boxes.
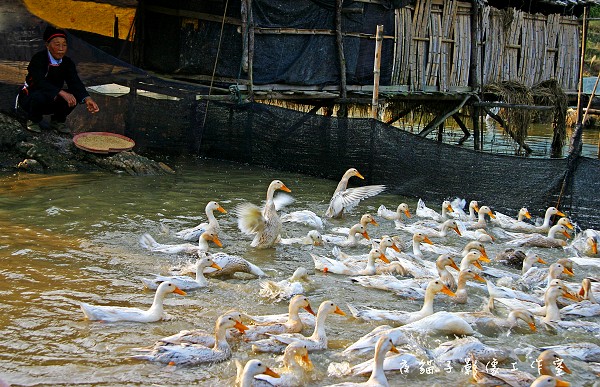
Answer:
[73,132,135,154]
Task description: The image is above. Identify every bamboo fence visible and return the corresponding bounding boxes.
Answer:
[392,2,581,93]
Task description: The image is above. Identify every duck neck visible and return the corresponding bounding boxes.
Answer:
[541,211,554,229]
[239,367,258,387]
[412,240,423,258]
[468,206,477,220]
[195,264,209,286]
[522,259,534,274]
[206,210,218,230]
[147,290,166,317]
[286,303,302,325]
[309,311,329,341]
[506,312,518,328]
[543,290,561,322]
[366,344,388,385]
[213,324,230,351]
[334,176,350,195]
[364,255,377,273]
[455,275,468,300]
[419,287,436,315]
[198,236,210,251]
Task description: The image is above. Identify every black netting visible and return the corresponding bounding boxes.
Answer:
[201,101,600,230]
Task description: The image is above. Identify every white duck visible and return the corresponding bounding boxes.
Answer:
[518,262,574,292]
[396,231,434,259]
[334,235,400,264]
[140,256,222,290]
[472,349,571,386]
[346,279,456,324]
[459,250,491,271]
[244,295,316,341]
[415,198,454,222]
[254,342,314,386]
[156,311,248,346]
[279,230,323,246]
[506,224,572,248]
[330,213,379,236]
[564,228,599,257]
[460,205,496,230]
[251,300,346,353]
[325,168,386,218]
[529,376,571,387]
[325,335,399,387]
[456,308,537,335]
[175,201,227,241]
[540,342,600,363]
[350,275,428,299]
[79,281,186,322]
[235,359,280,387]
[542,281,581,325]
[491,207,533,231]
[131,313,248,365]
[453,269,486,304]
[236,179,292,248]
[139,229,222,254]
[377,203,411,227]
[432,336,510,365]
[396,218,462,238]
[312,248,389,276]
[450,198,480,221]
[560,278,600,317]
[533,207,568,233]
[341,325,417,356]
[322,223,370,247]
[486,277,543,312]
[259,267,311,302]
[281,209,325,229]
[201,251,266,278]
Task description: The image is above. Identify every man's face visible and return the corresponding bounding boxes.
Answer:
[47,37,67,60]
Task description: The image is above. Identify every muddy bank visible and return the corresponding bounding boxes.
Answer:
[0,112,174,175]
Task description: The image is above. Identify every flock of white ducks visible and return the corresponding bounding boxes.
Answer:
[75,167,599,386]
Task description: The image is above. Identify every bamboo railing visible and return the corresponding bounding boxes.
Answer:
[392,1,581,93]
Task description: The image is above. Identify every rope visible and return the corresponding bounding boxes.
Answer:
[198,0,230,150]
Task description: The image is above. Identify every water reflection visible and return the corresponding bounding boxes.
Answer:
[0,158,598,386]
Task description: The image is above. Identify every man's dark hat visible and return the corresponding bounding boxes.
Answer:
[43,25,67,43]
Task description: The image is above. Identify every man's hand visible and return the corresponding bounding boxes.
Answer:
[84,97,99,114]
[58,90,77,107]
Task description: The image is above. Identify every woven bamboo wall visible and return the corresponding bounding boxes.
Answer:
[392,2,581,93]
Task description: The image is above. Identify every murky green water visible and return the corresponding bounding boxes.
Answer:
[0,157,598,386]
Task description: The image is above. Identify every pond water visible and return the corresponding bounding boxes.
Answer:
[0,157,598,386]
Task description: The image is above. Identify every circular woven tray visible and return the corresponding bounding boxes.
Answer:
[73,132,135,154]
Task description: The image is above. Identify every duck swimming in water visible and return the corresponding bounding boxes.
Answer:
[174,200,227,241]
[79,281,186,323]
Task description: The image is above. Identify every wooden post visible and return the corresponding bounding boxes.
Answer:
[469,0,481,150]
[241,0,249,73]
[371,24,384,120]
[570,6,589,157]
[336,0,348,117]
[576,7,588,126]
[248,0,255,101]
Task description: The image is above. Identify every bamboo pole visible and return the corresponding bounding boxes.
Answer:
[576,7,588,126]
[470,0,481,150]
[248,0,254,101]
[371,24,384,120]
[336,0,348,117]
